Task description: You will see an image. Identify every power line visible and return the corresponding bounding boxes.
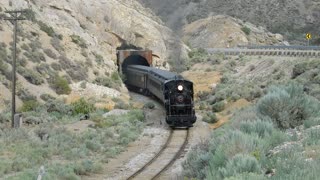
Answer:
[1,10,26,128]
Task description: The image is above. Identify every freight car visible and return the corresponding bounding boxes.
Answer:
[124,65,196,127]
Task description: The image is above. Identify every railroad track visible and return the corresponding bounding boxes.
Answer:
[127,128,189,180]
[206,47,320,57]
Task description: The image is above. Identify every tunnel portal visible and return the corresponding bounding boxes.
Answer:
[117,50,153,73]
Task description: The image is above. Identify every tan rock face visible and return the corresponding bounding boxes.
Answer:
[182,15,286,48]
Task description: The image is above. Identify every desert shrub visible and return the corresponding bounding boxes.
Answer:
[58,55,72,69]
[66,66,87,81]
[113,98,130,109]
[118,127,139,145]
[71,98,96,115]
[222,173,266,180]
[24,51,46,63]
[93,52,104,64]
[220,74,230,84]
[70,34,87,48]
[143,102,155,109]
[182,141,210,179]
[212,101,225,112]
[203,112,218,123]
[81,49,88,57]
[292,60,320,79]
[51,75,71,95]
[80,81,87,89]
[20,100,40,112]
[28,40,41,52]
[197,91,210,101]
[17,88,36,102]
[20,43,30,51]
[94,76,121,90]
[35,63,51,75]
[239,119,274,138]
[0,58,9,75]
[38,21,55,37]
[217,154,261,178]
[24,9,36,22]
[304,118,320,129]
[44,48,57,59]
[45,99,72,115]
[18,57,27,66]
[0,111,10,123]
[40,93,55,101]
[188,48,208,64]
[50,62,61,71]
[303,127,320,146]
[73,160,102,175]
[241,26,251,35]
[17,67,44,85]
[51,37,64,52]
[256,83,320,129]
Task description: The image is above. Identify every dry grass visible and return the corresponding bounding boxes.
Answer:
[182,69,221,96]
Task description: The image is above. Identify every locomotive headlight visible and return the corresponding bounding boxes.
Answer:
[177,85,183,91]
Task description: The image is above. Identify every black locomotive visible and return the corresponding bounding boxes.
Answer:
[124,65,196,127]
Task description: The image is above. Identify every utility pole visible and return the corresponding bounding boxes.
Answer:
[2,10,26,128]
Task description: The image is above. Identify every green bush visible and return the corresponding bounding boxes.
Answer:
[45,99,72,115]
[17,67,44,85]
[217,154,261,178]
[93,52,104,64]
[95,76,121,90]
[239,119,274,138]
[113,98,130,109]
[0,111,10,123]
[143,102,155,109]
[70,34,87,48]
[51,76,71,95]
[51,37,64,52]
[17,88,36,102]
[303,128,320,146]
[304,118,320,129]
[212,101,225,112]
[188,48,209,65]
[73,160,102,175]
[24,9,36,22]
[23,51,46,63]
[38,21,55,37]
[71,98,95,115]
[257,83,320,129]
[50,62,61,71]
[182,142,210,179]
[44,48,57,59]
[66,67,87,81]
[20,100,40,112]
[203,112,218,123]
[241,26,251,35]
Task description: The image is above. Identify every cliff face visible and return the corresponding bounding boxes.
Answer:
[138,0,320,44]
[0,0,187,110]
[183,15,286,48]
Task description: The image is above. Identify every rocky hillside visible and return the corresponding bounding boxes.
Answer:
[0,0,187,110]
[183,15,286,48]
[138,0,320,44]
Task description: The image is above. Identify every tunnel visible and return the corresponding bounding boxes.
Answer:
[121,55,150,73]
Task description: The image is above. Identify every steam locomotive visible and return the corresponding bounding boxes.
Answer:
[124,65,196,127]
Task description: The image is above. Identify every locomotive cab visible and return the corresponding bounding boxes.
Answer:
[164,79,196,127]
